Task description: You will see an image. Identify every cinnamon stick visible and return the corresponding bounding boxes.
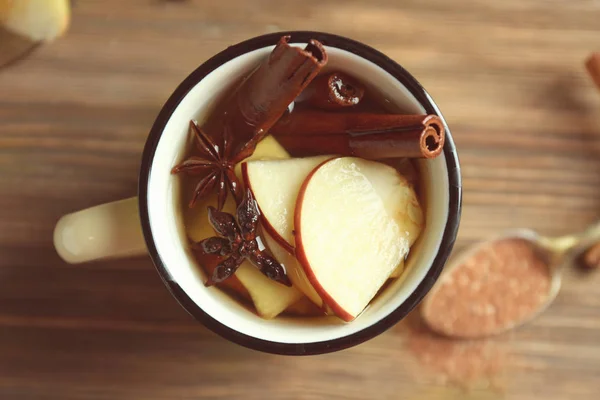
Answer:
[175,36,327,209]
[586,53,600,92]
[225,36,328,161]
[296,71,365,110]
[270,111,445,159]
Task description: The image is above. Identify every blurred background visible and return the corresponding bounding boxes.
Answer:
[1,0,599,399]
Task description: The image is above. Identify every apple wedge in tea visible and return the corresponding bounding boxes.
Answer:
[242,155,424,320]
[242,155,333,253]
[295,157,423,321]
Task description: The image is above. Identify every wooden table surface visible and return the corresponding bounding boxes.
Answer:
[1,1,600,399]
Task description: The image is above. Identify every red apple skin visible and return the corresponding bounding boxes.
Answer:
[293,157,356,322]
[241,162,295,254]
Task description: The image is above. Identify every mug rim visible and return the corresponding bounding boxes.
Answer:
[138,31,462,355]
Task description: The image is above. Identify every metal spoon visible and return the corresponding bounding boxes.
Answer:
[421,222,600,339]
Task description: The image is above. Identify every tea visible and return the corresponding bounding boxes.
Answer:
[174,36,443,321]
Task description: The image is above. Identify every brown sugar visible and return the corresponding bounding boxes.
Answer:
[422,238,551,338]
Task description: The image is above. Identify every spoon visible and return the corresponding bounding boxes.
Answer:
[422,54,600,339]
[421,222,600,339]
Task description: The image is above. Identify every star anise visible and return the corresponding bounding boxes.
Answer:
[195,189,292,287]
[171,120,243,210]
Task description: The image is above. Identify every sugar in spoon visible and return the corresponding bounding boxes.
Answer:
[421,222,600,339]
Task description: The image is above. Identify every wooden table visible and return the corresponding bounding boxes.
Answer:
[1,1,599,399]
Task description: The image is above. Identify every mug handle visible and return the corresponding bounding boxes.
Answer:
[53,197,147,263]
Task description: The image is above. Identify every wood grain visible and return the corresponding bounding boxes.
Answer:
[0,27,39,69]
[1,0,600,399]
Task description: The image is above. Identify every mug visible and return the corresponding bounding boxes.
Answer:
[53,31,462,355]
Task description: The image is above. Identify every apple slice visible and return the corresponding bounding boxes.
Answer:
[357,158,423,243]
[295,157,423,321]
[363,158,423,278]
[0,0,70,68]
[262,228,323,307]
[233,135,290,177]
[242,155,332,252]
[234,261,302,319]
[1,0,70,41]
[389,259,405,279]
[358,157,423,281]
